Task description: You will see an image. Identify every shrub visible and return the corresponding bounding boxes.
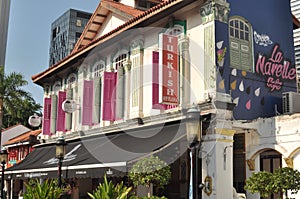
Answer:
[129,156,171,197]
[88,175,132,199]
[23,179,66,199]
[245,167,300,199]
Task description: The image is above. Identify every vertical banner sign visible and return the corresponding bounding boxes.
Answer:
[159,33,179,105]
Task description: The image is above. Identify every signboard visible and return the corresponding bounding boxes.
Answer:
[159,33,179,105]
[62,99,77,113]
[28,114,41,127]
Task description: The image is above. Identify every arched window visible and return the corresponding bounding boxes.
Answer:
[93,62,105,77]
[165,24,184,37]
[67,74,77,86]
[114,53,127,70]
[229,17,253,72]
[53,81,61,92]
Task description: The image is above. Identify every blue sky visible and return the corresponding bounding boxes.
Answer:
[5,0,100,105]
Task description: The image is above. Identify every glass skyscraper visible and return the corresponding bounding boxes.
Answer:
[291,0,300,79]
[49,9,92,66]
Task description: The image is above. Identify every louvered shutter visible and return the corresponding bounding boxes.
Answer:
[116,66,124,119]
[152,51,161,109]
[65,88,73,130]
[102,72,117,121]
[56,91,66,131]
[82,80,93,125]
[42,98,51,135]
[50,95,57,134]
[93,77,101,124]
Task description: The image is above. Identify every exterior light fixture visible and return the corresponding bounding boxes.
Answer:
[56,136,67,187]
[186,107,202,199]
[186,107,201,148]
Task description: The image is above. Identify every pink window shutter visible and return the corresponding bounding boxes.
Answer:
[56,91,66,131]
[42,98,51,135]
[82,80,94,125]
[102,72,117,121]
[152,51,166,110]
[152,51,161,109]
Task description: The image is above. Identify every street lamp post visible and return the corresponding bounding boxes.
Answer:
[56,136,66,188]
[0,148,8,199]
[186,107,202,199]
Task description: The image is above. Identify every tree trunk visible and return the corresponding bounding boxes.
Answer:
[147,184,151,197]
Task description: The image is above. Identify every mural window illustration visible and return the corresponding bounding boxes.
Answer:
[229,16,254,72]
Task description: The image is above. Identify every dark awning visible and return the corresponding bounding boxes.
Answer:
[6,121,186,180]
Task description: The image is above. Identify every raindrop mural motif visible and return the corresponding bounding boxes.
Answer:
[231,80,237,90]
[246,100,251,110]
[255,88,260,97]
[239,81,244,92]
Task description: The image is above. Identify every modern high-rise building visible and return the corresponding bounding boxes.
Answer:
[291,0,300,90]
[0,0,11,67]
[49,9,92,66]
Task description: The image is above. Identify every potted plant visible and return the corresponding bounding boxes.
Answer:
[129,156,171,198]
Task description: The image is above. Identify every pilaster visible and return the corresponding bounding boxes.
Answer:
[200,0,230,24]
[179,37,190,108]
[201,123,235,199]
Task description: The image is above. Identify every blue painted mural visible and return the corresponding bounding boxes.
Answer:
[215,0,297,120]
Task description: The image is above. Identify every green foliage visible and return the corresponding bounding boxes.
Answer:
[23,179,65,199]
[88,175,132,199]
[245,171,273,197]
[0,66,42,128]
[129,196,167,199]
[272,167,300,197]
[245,167,300,198]
[129,156,171,189]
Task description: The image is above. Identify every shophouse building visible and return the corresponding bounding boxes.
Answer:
[5,0,300,199]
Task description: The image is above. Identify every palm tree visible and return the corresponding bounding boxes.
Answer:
[0,66,42,144]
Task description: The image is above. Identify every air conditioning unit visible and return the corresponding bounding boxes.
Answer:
[282,92,300,114]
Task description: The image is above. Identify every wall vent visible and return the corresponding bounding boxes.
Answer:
[282,92,300,114]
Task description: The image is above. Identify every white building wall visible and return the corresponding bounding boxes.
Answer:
[244,114,300,199]
[188,12,207,104]
[97,13,127,38]
[142,30,160,117]
[120,0,135,7]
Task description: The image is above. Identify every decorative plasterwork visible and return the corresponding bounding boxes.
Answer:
[200,0,230,24]
[130,38,144,53]
[123,60,132,72]
[246,159,255,171]
[215,128,236,136]
[284,157,294,169]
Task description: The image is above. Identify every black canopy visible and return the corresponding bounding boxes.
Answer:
[6,121,186,179]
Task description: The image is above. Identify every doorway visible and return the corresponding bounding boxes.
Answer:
[260,150,282,199]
